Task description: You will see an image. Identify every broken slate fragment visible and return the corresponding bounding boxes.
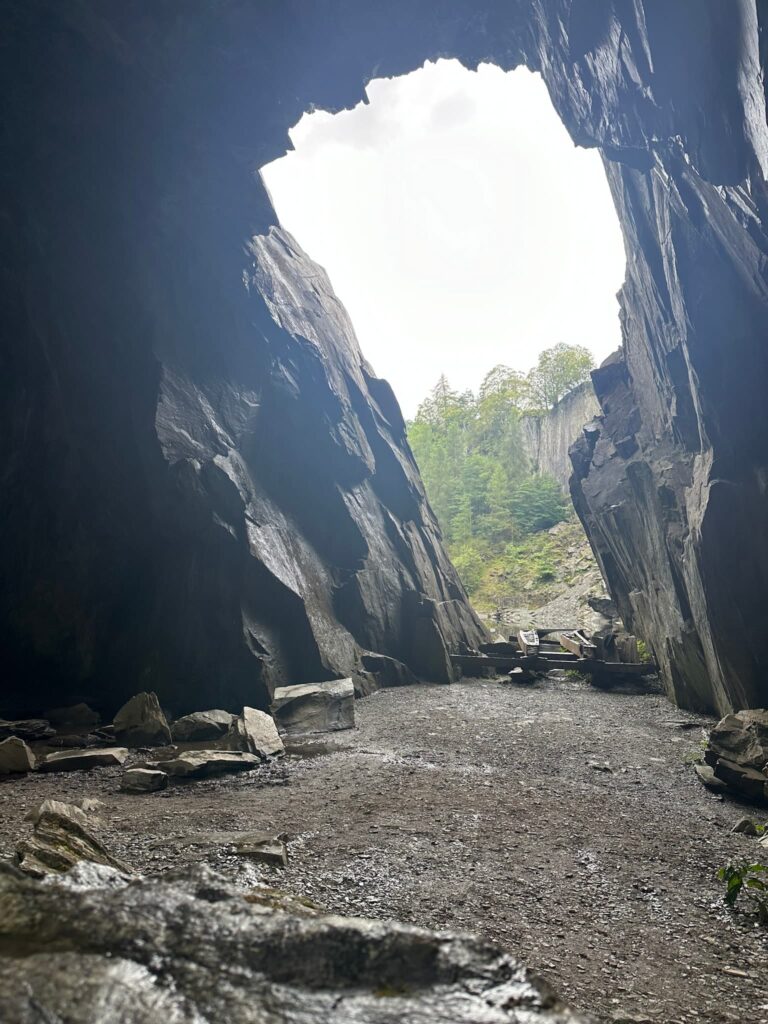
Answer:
[25,799,94,828]
[152,830,288,866]
[0,718,54,741]
[158,750,260,778]
[271,679,355,735]
[16,800,132,877]
[223,707,284,758]
[694,763,728,791]
[730,817,760,836]
[713,757,768,803]
[113,692,172,747]
[0,736,36,774]
[39,747,128,772]
[705,709,768,777]
[170,709,234,742]
[120,768,168,793]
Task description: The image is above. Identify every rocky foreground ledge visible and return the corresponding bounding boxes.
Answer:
[0,861,585,1024]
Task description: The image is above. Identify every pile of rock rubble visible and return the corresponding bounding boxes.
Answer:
[696,709,768,805]
[0,678,355,785]
[0,679,357,879]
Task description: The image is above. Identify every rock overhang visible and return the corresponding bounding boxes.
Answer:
[2,1,768,716]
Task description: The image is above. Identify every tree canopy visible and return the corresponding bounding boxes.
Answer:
[406,346,592,600]
[526,343,594,410]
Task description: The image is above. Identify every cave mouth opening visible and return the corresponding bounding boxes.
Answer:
[259,59,626,629]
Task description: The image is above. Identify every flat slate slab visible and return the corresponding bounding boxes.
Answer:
[152,830,288,866]
[157,750,261,778]
[39,748,128,772]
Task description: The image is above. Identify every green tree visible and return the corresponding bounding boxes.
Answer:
[407,352,587,600]
[526,343,594,410]
[509,475,569,534]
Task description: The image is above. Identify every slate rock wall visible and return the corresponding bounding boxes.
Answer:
[3,0,768,716]
[521,381,600,492]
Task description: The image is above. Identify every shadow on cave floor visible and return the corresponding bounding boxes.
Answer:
[1,677,765,1023]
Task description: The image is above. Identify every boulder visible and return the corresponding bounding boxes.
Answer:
[271,679,355,735]
[731,817,760,836]
[15,800,132,877]
[39,748,128,772]
[0,718,54,741]
[0,864,585,1023]
[703,709,768,802]
[113,692,172,747]
[158,750,261,779]
[120,768,168,794]
[44,703,100,730]
[705,710,768,771]
[170,709,234,742]
[712,758,768,804]
[0,736,35,774]
[223,708,284,758]
[25,798,93,828]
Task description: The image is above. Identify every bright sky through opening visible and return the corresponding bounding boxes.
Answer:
[261,60,626,418]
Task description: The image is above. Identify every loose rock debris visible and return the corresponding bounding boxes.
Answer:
[0,677,766,1023]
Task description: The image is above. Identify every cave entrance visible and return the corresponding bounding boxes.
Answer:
[260,60,626,634]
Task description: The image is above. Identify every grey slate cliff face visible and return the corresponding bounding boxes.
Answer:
[521,382,600,492]
[2,1,768,715]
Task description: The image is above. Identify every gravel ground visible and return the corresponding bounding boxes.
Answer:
[1,675,766,1024]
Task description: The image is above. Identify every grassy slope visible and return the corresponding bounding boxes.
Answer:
[459,515,603,618]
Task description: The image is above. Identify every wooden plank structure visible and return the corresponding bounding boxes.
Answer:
[558,630,597,659]
[451,629,657,681]
[517,630,540,656]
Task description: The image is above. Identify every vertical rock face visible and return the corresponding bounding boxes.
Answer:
[2,1,767,716]
[564,3,768,714]
[521,382,600,491]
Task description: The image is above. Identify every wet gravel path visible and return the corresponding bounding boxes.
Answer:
[1,676,766,1023]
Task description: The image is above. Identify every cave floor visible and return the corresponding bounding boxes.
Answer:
[2,676,767,1024]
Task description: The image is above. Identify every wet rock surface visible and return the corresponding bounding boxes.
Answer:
[0,681,765,1023]
[0,862,584,1024]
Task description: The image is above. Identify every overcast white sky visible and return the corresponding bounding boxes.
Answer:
[261,60,626,418]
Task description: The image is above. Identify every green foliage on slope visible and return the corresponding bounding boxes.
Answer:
[406,347,595,608]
